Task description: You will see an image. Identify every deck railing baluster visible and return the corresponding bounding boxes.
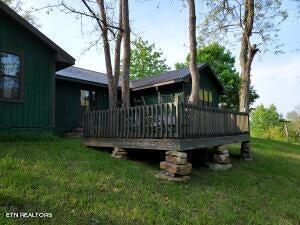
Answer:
[83,103,249,140]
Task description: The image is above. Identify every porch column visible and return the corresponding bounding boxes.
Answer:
[112,147,128,159]
[240,141,252,160]
[205,145,233,170]
[155,151,192,181]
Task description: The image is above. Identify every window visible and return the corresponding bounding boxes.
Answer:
[204,90,209,104]
[199,89,203,102]
[80,90,90,107]
[0,53,21,100]
[209,92,213,105]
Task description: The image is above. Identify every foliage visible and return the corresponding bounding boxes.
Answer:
[130,38,169,80]
[286,105,300,142]
[0,138,300,224]
[251,104,284,140]
[2,0,39,27]
[175,43,259,110]
[200,0,288,54]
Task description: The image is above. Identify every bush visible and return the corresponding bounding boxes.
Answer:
[251,104,285,140]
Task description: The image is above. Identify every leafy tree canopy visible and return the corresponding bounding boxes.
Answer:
[286,105,300,140]
[175,43,259,110]
[251,104,283,139]
[130,37,169,80]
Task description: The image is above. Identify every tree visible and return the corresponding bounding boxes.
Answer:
[286,105,300,141]
[187,0,199,104]
[3,0,39,26]
[200,0,288,112]
[130,38,169,80]
[251,104,282,139]
[175,43,259,110]
[121,0,130,107]
[39,0,131,109]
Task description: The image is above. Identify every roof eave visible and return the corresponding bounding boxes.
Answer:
[131,79,183,91]
[0,1,75,70]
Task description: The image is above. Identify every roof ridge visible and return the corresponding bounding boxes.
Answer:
[131,67,189,83]
[72,66,107,76]
[0,1,74,66]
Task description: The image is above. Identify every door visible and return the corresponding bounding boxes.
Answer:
[80,90,90,127]
[80,89,97,126]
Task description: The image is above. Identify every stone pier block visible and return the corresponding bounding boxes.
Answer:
[112,147,128,159]
[160,161,192,176]
[165,154,188,165]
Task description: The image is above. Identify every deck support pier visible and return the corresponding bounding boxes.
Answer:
[240,141,252,160]
[112,147,128,159]
[206,145,232,170]
[156,151,192,181]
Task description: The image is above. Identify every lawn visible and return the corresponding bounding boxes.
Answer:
[0,138,299,225]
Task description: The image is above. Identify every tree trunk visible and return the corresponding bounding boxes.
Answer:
[121,0,131,107]
[239,0,255,113]
[239,33,250,112]
[187,0,199,105]
[113,0,123,106]
[97,0,117,109]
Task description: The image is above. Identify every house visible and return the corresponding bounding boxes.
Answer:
[55,67,112,134]
[130,63,224,107]
[0,1,251,178]
[0,1,74,135]
[55,64,225,134]
[0,1,228,136]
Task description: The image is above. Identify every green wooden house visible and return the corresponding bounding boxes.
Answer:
[0,2,111,135]
[0,1,225,136]
[130,63,224,107]
[0,1,73,135]
[55,67,112,134]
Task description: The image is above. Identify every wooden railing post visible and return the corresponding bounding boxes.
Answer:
[82,102,251,140]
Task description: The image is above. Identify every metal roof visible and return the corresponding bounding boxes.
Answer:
[56,67,114,87]
[0,1,75,70]
[56,63,224,93]
[130,63,224,93]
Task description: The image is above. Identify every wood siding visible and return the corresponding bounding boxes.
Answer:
[0,12,56,133]
[55,79,109,133]
[131,68,222,107]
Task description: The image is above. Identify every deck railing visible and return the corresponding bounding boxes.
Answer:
[83,103,249,139]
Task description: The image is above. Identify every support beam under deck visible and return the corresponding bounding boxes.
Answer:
[84,134,250,151]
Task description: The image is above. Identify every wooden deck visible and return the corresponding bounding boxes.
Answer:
[83,102,250,151]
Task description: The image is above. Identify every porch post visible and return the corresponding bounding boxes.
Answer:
[155,151,192,181]
[240,141,252,160]
[112,147,128,159]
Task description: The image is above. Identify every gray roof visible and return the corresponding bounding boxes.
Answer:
[56,63,224,93]
[56,67,114,87]
[0,1,75,70]
[130,63,224,93]
[130,63,207,89]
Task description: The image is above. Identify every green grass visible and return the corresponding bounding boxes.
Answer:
[0,138,299,225]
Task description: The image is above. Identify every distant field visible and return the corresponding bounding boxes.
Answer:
[0,138,299,225]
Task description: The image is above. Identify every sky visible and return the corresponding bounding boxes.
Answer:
[22,0,300,117]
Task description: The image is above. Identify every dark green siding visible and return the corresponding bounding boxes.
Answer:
[183,69,221,107]
[0,12,56,134]
[131,69,222,107]
[55,79,109,133]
